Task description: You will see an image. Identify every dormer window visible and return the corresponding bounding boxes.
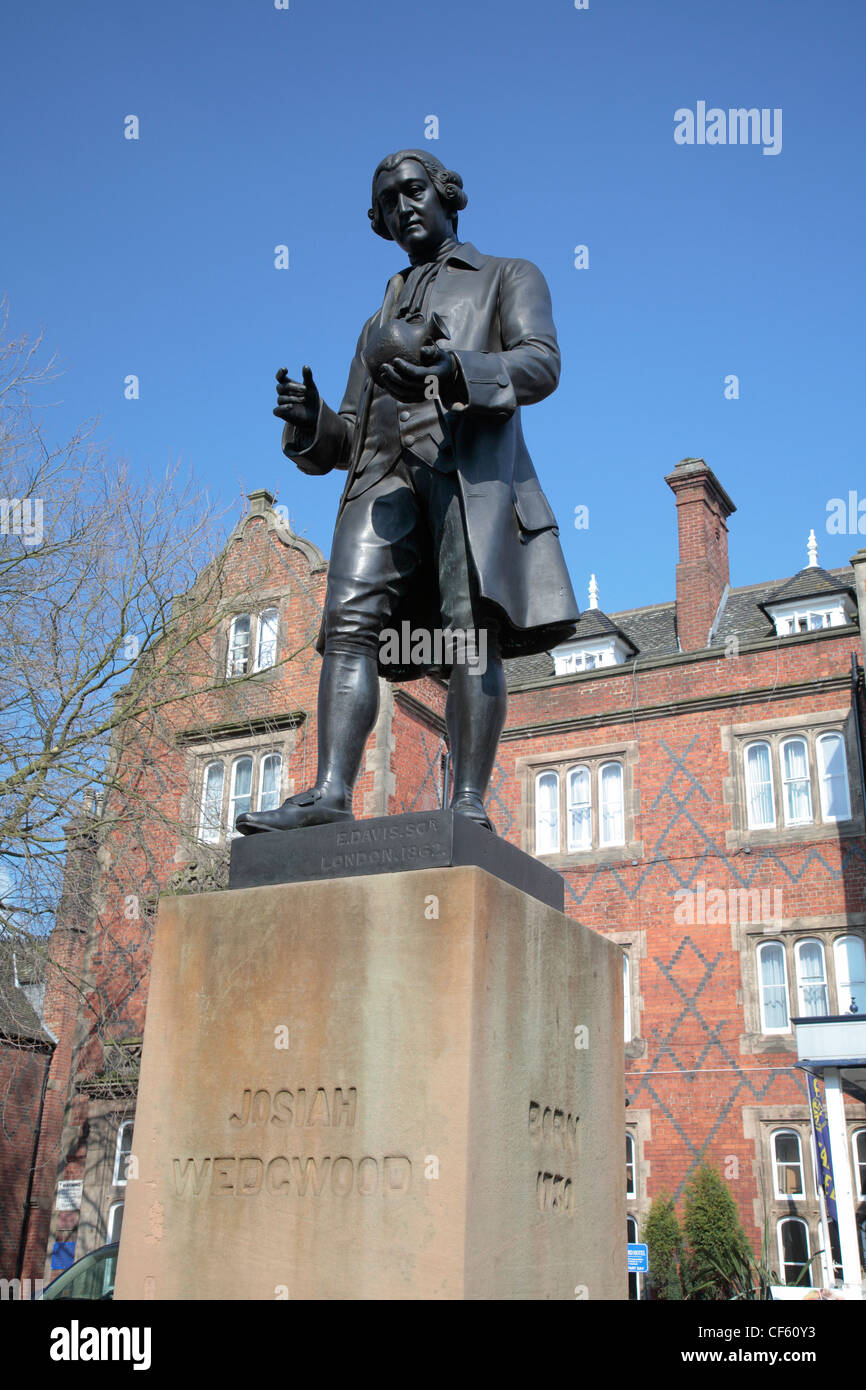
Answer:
[553,642,624,674]
[761,532,856,637]
[552,576,636,676]
[773,604,847,636]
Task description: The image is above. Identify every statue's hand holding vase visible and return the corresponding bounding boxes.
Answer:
[363,311,460,405]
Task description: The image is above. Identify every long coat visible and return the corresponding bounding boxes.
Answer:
[282,240,579,673]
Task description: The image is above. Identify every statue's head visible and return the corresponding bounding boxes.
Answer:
[368,150,468,248]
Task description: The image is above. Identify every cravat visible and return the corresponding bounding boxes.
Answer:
[395,239,458,319]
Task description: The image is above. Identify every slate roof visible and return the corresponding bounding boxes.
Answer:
[0,938,53,1045]
[761,564,856,609]
[565,607,638,652]
[604,601,679,659]
[505,565,858,686]
[504,651,555,685]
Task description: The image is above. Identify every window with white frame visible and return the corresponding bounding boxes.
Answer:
[532,753,630,857]
[794,939,829,1017]
[817,733,852,822]
[226,608,279,678]
[196,751,283,844]
[740,726,853,835]
[258,753,282,812]
[226,615,251,677]
[771,1129,805,1198]
[754,932,866,1035]
[834,934,866,1015]
[198,761,225,844]
[745,741,775,829]
[758,941,790,1033]
[535,771,560,854]
[626,1133,636,1198]
[852,1130,866,1199]
[777,1217,812,1286]
[552,638,631,675]
[599,762,624,846]
[255,607,279,671]
[106,1200,124,1244]
[567,766,592,851]
[771,603,848,636]
[555,648,602,673]
[113,1120,134,1186]
[228,756,253,834]
[781,738,812,826]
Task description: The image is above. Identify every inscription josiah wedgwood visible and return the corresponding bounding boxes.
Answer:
[172,1085,412,1198]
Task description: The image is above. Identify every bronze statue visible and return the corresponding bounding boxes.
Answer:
[236,150,578,836]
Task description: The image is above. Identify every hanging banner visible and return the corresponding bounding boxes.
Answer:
[807,1073,837,1223]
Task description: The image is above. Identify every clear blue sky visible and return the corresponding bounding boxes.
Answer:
[2,0,864,615]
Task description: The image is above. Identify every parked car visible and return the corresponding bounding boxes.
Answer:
[37,1243,118,1300]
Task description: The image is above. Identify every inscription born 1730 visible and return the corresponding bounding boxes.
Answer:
[529,1100,579,1216]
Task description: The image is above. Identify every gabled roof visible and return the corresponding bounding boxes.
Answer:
[0,939,54,1046]
[565,607,639,652]
[760,564,856,609]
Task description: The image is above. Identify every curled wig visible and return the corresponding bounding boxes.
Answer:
[368,149,468,240]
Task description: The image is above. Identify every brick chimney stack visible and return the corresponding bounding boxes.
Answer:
[664,458,736,652]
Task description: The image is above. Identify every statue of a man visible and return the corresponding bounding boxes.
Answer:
[237,149,578,836]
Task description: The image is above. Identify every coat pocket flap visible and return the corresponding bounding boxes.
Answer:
[512,484,558,533]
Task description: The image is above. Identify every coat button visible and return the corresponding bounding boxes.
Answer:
[399,410,410,421]
[404,434,415,447]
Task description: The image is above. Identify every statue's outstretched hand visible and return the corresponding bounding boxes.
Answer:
[274,364,319,431]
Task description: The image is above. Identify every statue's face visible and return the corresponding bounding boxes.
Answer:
[373,159,453,258]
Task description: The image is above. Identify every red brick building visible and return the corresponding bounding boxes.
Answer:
[0,940,55,1290]
[23,461,866,1293]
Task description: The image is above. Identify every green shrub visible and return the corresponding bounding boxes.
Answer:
[683,1163,752,1300]
[644,1192,683,1300]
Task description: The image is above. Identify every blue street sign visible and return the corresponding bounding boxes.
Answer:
[627,1243,649,1273]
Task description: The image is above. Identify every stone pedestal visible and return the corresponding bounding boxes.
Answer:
[115,866,626,1300]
